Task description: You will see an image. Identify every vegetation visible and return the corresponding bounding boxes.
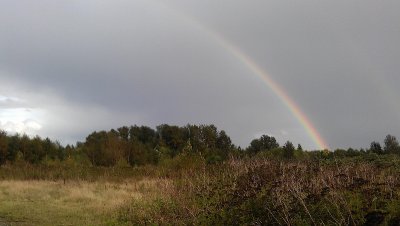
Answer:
[1,125,400,225]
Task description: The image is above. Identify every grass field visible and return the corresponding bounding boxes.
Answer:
[0,179,171,226]
[2,155,400,225]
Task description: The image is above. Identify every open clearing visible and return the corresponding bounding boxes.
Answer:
[0,179,168,226]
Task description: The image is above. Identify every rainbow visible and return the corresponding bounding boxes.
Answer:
[213,34,329,150]
[155,2,330,150]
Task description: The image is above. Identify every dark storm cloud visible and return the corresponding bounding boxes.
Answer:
[169,0,400,148]
[1,0,399,149]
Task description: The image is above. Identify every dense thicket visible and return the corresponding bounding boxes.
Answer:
[0,131,64,165]
[81,124,236,166]
[0,124,399,167]
[0,124,237,166]
[116,155,400,225]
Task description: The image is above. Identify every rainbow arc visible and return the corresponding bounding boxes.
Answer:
[154,1,330,150]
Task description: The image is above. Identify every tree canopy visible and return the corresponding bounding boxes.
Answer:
[0,125,399,167]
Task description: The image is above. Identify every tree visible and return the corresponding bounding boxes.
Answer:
[0,131,8,165]
[129,126,157,145]
[186,125,202,152]
[26,136,45,163]
[297,144,303,152]
[200,125,218,149]
[7,134,20,162]
[157,124,186,153]
[370,141,383,154]
[43,137,63,160]
[216,130,233,152]
[247,135,279,154]
[384,134,400,154]
[84,131,111,166]
[283,141,295,159]
[117,126,130,141]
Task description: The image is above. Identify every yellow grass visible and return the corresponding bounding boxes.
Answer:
[0,179,172,226]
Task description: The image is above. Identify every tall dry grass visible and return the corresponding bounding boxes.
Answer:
[3,154,400,225]
[116,156,400,225]
[0,178,173,226]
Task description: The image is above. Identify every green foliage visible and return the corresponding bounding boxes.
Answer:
[1,128,400,174]
[0,131,65,165]
[0,130,8,165]
[384,134,400,154]
[283,140,295,159]
[370,141,383,154]
[247,134,279,154]
[79,124,236,167]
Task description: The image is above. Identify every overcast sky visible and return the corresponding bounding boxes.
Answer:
[1,0,400,149]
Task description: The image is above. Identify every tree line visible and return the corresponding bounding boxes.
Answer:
[0,130,64,165]
[82,124,238,166]
[0,124,399,166]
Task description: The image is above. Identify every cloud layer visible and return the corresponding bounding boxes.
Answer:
[1,0,400,149]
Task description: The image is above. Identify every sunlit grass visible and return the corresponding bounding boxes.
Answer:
[0,179,170,226]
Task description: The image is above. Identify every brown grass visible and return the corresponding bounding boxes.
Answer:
[0,178,173,226]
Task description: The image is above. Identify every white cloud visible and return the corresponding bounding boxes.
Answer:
[1,119,42,134]
[0,98,45,135]
[0,74,143,144]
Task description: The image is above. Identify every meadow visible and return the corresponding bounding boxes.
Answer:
[1,153,400,225]
[1,128,400,225]
[0,178,174,226]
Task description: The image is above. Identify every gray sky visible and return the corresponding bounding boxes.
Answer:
[1,0,400,149]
